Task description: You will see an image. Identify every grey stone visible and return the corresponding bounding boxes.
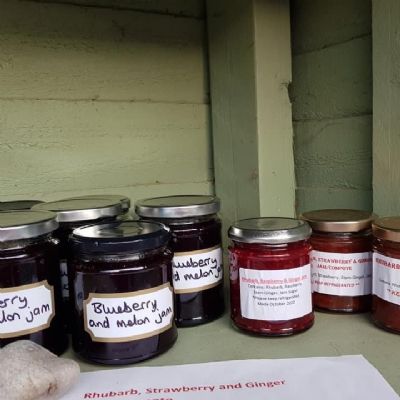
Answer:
[0,340,80,400]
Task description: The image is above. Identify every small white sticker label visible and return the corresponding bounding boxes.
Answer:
[0,281,55,338]
[239,265,312,321]
[60,260,69,299]
[311,250,372,296]
[373,252,400,306]
[172,246,223,294]
[84,283,174,343]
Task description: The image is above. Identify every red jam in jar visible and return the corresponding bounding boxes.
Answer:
[229,217,313,336]
[135,195,224,327]
[33,198,125,329]
[0,210,67,354]
[69,221,177,364]
[372,217,400,333]
[302,209,374,313]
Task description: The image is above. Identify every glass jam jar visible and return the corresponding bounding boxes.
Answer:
[228,217,313,336]
[371,217,400,333]
[0,210,67,354]
[69,221,177,364]
[302,209,374,313]
[135,195,224,327]
[0,200,43,211]
[32,198,124,329]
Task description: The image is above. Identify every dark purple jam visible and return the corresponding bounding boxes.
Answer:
[135,195,225,327]
[0,211,67,355]
[69,221,177,365]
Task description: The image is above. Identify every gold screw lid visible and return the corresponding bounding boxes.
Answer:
[372,217,400,242]
[301,209,374,233]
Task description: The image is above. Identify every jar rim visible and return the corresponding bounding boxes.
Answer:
[301,209,375,233]
[373,216,400,242]
[228,217,311,244]
[135,195,220,219]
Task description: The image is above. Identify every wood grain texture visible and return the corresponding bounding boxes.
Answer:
[0,1,207,103]
[291,0,371,55]
[373,0,400,215]
[292,36,372,121]
[0,100,212,197]
[25,0,205,17]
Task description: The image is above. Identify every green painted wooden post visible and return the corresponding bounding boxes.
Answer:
[373,0,400,216]
[206,0,295,229]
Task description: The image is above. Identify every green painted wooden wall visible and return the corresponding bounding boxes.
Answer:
[0,0,212,204]
[291,0,372,214]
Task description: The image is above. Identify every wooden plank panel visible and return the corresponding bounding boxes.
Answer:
[28,0,205,17]
[0,1,207,103]
[373,0,400,216]
[0,100,212,197]
[295,116,372,190]
[291,0,371,54]
[296,188,372,214]
[292,36,372,121]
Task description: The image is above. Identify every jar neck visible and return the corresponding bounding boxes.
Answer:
[0,233,56,251]
[311,229,371,238]
[141,214,218,226]
[231,240,310,251]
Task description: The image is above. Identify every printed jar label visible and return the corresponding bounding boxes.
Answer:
[311,251,372,296]
[373,252,400,306]
[60,260,69,299]
[0,281,55,339]
[84,283,174,343]
[172,245,223,294]
[239,265,312,321]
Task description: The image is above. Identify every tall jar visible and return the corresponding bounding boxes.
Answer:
[69,221,177,364]
[0,210,67,354]
[229,218,313,336]
[302,209,374,313]
[135,195,224,327]
[33,198,124,329]
[372,217,400,333]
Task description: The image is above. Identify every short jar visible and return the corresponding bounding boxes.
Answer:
[69,221,177,364]
[302,209,374,313]
[371,217,400,333]
[33,198,124,329]
[135,195,224,327]
[228,217,314,336]
[0,210,67,354]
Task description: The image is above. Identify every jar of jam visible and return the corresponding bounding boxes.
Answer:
[301,209,374,313]
[32,199,124,329]
[371,217,400,333]
[0,210,67,354]
[69,221,177,364]
[135,195,224,327]
[228,217,313,336]
[0,200,43,211]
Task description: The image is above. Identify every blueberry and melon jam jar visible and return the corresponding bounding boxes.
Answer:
[301,209,374,313]
[69,220,177,364]
[228,217,314,336]
[33,198,125,329]
[135,195,224,327]
[0,210,67,354]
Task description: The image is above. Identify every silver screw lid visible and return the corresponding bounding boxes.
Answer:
[228,217,311,244]
[0,210,58,241]
[32,198,123,223]
[66,194,130,212]
[135,195,220,219]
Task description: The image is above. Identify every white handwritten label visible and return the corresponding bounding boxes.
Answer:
[0,281,55,338]
[373,252,400,306]
[172,246,223,294]
[311,250,372,296]
[84,283,174,343]
[239,265,312,321]
[60,260,69,299]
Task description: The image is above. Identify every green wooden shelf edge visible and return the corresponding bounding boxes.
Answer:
[63,311,400,395]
